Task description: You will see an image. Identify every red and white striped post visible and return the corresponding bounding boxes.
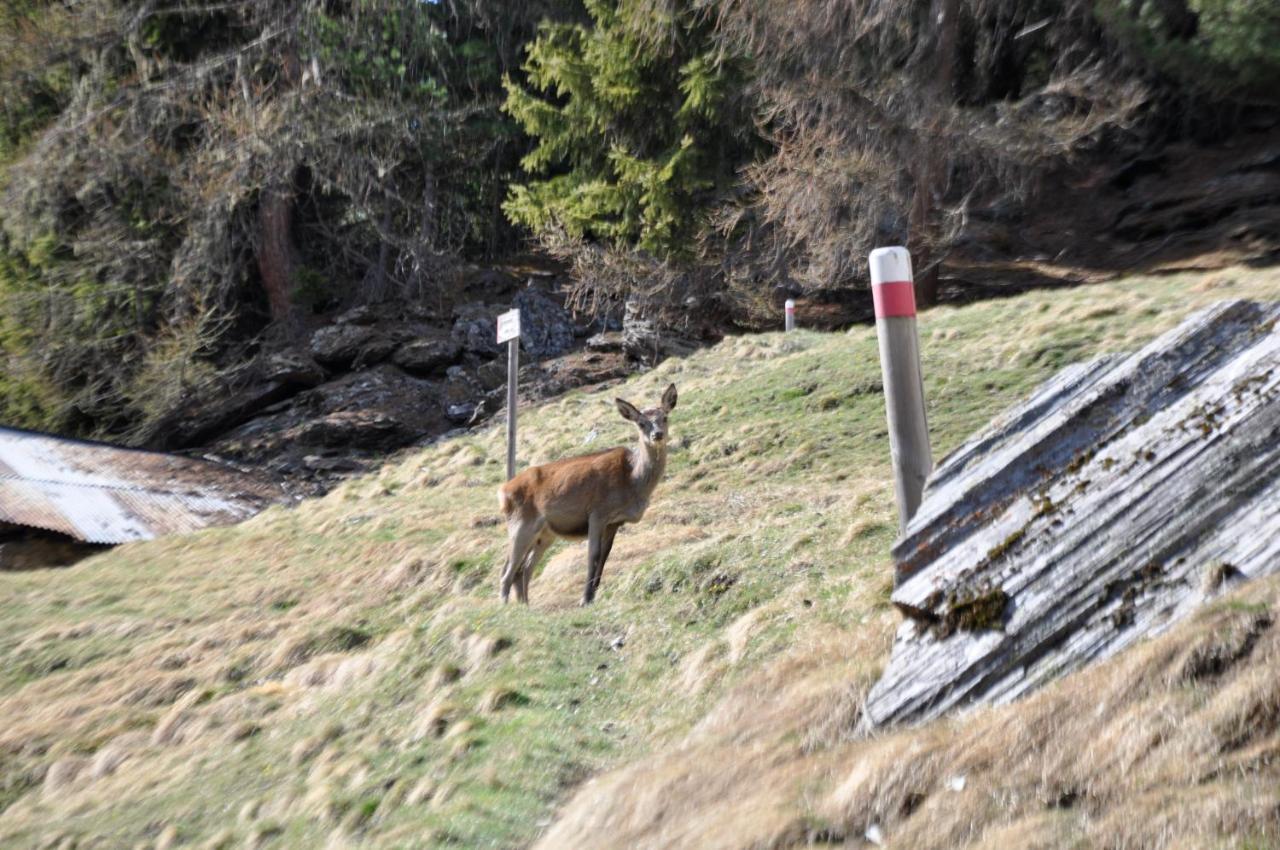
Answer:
[869,247,932,532]
[784,299,796,332]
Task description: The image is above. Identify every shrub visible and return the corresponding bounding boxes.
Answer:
[1096,0,1280,98]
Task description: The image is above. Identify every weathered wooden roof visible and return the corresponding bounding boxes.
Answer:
[864,299,1280,727]
[0,427,283,544]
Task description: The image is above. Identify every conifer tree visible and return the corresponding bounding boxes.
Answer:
[502,0,757,258]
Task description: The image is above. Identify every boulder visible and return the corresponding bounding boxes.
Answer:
[443,365,484,410]
[451,304,498,356]
[620,300,699,362]
[513,287,576,359]
[864,300,1280,727]
[475,360,508,391]
[261,350,325,387]
[290,410,409,451]
[446,403,477,424]
[585,332,625,353]
[392,336,462,375]
[541,349,631,390]
[302,454,365,474]
[151,379,297,449]
[309,324,395,369]
[622,300,658,362]
[209,365,447,474]
[335,304,378,326]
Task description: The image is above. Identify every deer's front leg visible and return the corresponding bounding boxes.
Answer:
[582,513,605,605]
[600,523,620,574]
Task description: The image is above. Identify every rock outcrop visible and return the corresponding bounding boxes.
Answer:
[392,335,462,376]
[309,322,396,369]
[151,269,716,491]
[864,300,1280,727]
[208,364,448,468]
[161,279,660,489]
[513,287,576,359]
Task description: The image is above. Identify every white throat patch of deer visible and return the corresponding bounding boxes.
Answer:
[497,383,678,605]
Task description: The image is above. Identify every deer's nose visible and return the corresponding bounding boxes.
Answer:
[652,429,665,441]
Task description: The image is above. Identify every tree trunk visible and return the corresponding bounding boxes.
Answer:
[362,194,394,304]
[257,183,298,325]
[419,170,439,250]
[254,42,303,327]
[908,0,960,309]
[908,156,941,308]
[417,170,441,306]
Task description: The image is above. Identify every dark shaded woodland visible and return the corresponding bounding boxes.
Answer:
[1,0,1277,447]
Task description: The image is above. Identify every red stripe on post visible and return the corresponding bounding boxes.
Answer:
[873,280,916,318]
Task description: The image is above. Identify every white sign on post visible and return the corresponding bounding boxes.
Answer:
[496,309,522,344]
[498,308,522,481]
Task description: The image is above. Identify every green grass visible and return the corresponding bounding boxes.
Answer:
[0,265,1277,849]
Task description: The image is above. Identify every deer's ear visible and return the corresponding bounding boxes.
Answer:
[615,398,642,423]
[661,384,678,412]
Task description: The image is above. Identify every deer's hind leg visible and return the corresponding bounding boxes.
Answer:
[516,530,553,604]
[501,516,544,603]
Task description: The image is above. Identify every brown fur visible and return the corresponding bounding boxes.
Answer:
[497,384,677,605]
[501,448,627,539]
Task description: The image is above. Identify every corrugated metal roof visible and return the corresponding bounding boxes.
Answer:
[0,427,284,544]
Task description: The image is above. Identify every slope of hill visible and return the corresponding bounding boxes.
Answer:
[2,266,1278,849]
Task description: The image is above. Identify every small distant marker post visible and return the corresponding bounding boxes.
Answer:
[785,298,796,332]
[496,308,522,480]
[869,247,932,533]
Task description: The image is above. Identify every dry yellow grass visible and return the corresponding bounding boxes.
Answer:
[536,582,1280,850]
[1,265,1278,849]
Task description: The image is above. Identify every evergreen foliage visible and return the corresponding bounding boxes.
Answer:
[501,0,758,257]
[1096,0,1280,99]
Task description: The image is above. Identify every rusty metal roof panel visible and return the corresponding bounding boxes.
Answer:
[0,427,284,544]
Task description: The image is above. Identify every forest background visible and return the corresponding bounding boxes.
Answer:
[1,0,1276,443]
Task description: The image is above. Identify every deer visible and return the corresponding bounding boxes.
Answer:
[497,384,678,605]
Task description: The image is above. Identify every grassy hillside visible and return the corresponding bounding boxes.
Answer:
[2,267,1279,850]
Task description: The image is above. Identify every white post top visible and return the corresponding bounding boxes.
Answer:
[869,246,913,285]
[784,299,795,310]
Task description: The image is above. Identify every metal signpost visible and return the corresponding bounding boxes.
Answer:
[497,308,521,481]
[868,247,932,533]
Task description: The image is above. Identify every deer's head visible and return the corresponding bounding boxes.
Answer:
[616,384,678,447]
